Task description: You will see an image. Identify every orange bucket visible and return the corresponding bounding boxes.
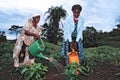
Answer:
[67,49,80,64]
[67,49,80,75]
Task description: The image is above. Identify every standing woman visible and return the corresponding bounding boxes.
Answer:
[61,4,85,64]
[13,13,42,67]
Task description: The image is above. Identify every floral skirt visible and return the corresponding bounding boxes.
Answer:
[14,41,35,67]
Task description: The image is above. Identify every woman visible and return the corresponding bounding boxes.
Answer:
[13,13,42,67]
[61,4,85,64]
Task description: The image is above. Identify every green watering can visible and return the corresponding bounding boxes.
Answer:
[29,39,47,59]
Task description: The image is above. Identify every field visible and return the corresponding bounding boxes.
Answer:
[0,41,120,80]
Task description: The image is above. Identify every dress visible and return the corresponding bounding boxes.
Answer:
[13,18,42,67]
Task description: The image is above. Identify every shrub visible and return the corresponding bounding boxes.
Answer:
[20,63,48,80]
[64,62,87,80]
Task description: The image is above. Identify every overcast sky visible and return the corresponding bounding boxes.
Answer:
[0,0,120,39]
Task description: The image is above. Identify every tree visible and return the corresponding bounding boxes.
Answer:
[0,31,7,43]
[42,22,64,43]
[83,26,99,48]
[9,25,23,40]
[116,24,120,30]
[45,6,67,44]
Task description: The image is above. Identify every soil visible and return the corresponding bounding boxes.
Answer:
[0,61,120,80]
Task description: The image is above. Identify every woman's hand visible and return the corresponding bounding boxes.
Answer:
[24,30,40,40]
[70,42,74,49]
[70,42,78,51]
[34,34,40,40]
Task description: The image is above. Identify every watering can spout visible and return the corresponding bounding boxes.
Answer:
[36,53,53,62]
[35,53,47,59]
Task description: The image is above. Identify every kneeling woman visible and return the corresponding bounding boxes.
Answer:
[13,13,42,67]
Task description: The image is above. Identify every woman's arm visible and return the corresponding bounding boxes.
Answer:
[76,17,85,42]
[25,30,40,39]
[24,30,36,36]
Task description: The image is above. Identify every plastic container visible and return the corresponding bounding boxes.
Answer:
[28,39,45,57]
[67,49,80,75]
[67,50,80,64]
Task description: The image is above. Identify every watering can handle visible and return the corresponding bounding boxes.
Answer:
[72,48,75,52]
[70,48,75,52]
[37,38,45,51]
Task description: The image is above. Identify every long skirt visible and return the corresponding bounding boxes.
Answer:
[13,40,34,67]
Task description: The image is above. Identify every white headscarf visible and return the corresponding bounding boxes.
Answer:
[32,13,40,18]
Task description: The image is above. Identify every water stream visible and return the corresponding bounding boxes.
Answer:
[51,59,64,73]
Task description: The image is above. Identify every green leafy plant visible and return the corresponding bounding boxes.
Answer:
[64,62,87,80]
[83,53,96,74]
[83,46,120,74]
[115,72,120,76]
[0,43,14,63]
[20,63,48,80]
[114,72,120,80]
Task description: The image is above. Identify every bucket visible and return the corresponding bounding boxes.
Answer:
[28,39,45,56]
[67,49,80,75]
[67,49,80,64]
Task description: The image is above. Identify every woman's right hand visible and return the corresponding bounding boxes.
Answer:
[34,34,40,40]
[70,42,77,51]
[70,42,74,49]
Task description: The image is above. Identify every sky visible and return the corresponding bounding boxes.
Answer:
[0,0,120,40]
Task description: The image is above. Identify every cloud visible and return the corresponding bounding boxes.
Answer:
[0,0,120,40]
[0,0,82,28]
[0,0,81,13]
[82,0,120,31]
